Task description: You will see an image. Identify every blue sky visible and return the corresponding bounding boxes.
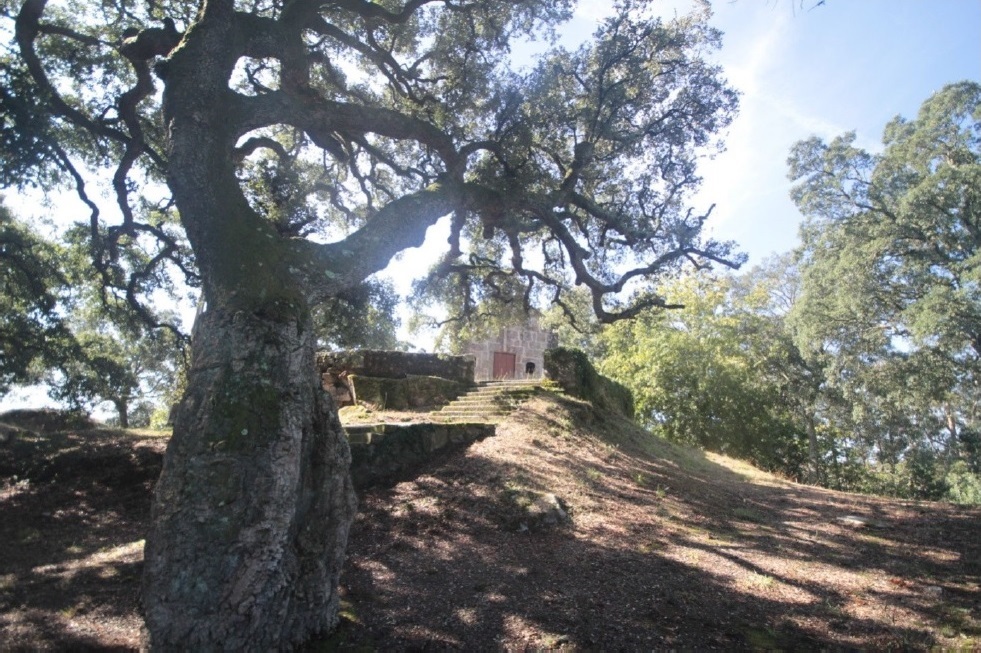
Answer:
[386,0,981,300]
[691,0,981,264]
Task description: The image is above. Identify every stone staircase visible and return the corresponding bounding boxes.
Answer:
[431,379,555,423]
[341,379,561,487]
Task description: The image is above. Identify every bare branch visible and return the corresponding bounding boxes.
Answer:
[233,136,290,163]
[329,0,440,24]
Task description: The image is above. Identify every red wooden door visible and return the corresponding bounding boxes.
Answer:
[492,352,516,379]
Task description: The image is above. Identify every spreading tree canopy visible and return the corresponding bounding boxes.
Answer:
[3,0,740,646]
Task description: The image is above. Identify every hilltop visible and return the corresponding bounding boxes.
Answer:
[1,395,979,649]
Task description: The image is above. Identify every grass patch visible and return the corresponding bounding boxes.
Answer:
[307,601,376,652]
[338,599,362,626]
[731,506,766,523]
[638,540,665,554]
[742,625,783,649]
[935,604,981,640]
[18,527,41,544]
[747,572,776,590]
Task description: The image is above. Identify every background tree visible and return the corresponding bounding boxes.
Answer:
[1,201,185,426]
[314,278,404,351]
[598,268,810,478]
[730,253,829,483]
[540,285,605,355]
[410,267,535,353]
[47,313,184,428]
[5,0,740,646]
[0,202,73,393]
[788,80,981,500]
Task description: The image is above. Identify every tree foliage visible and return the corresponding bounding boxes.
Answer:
[602,82,981,502]
[47,303,185,428]
[313,278,404,351]
[598,266,811,478]
[0,202,185,426]
[600,83,981,501]
[5,0,741,324]
[788,81,981,497]
[599,83,981,502]
[0,201,72,392]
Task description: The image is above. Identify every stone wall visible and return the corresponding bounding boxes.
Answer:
[317,349,475,408]
[317,350,475,385]
[348,374,466,410]
[346,422,495,488]
[463,319,558,381]
[544,347,635,419]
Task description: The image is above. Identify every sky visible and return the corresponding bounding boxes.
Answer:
[691,0,981,264]
[3,0,979,413]
[380,0,981,343]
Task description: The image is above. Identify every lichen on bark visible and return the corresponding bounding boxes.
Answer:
[143,301,357,649]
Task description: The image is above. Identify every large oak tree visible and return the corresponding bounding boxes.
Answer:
[4,0,739,646]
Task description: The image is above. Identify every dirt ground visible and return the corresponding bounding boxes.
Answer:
[1,397,979,650]
[0,412,163,650]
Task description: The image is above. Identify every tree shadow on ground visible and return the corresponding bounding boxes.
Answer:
[330,396,981,650]
[1,399,978,650]
[0,427,164,650]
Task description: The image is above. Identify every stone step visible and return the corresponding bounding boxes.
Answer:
[459,386,540,397]
[437,408,510,417]
[430,380,557,423]
[438,401,513,410]
[465,387,538,396]
[439,392,533,405]
[475,380,543,390]
[478,379,564,391]
[448,395,532,405]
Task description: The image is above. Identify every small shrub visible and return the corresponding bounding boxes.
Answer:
[149,405,173,430]
[945,461,981,505]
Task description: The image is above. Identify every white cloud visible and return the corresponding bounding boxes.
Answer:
[571,3,616,23]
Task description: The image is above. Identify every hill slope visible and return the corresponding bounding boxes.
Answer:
[340,394,981,650]
[1,397,979,650]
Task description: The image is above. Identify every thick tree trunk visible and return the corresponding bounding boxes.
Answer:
[806,413,820,485]
[140,5,359,647]
[115,398,130,429]
[142,303,357,649]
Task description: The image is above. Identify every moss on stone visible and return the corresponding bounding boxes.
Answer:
[543,347,634,419]
[350,374,466,410]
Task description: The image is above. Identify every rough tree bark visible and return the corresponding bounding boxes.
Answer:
[114,398,130,429]
[806,413,820,485]
[141,2,358,647]
[142,305,357,649]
